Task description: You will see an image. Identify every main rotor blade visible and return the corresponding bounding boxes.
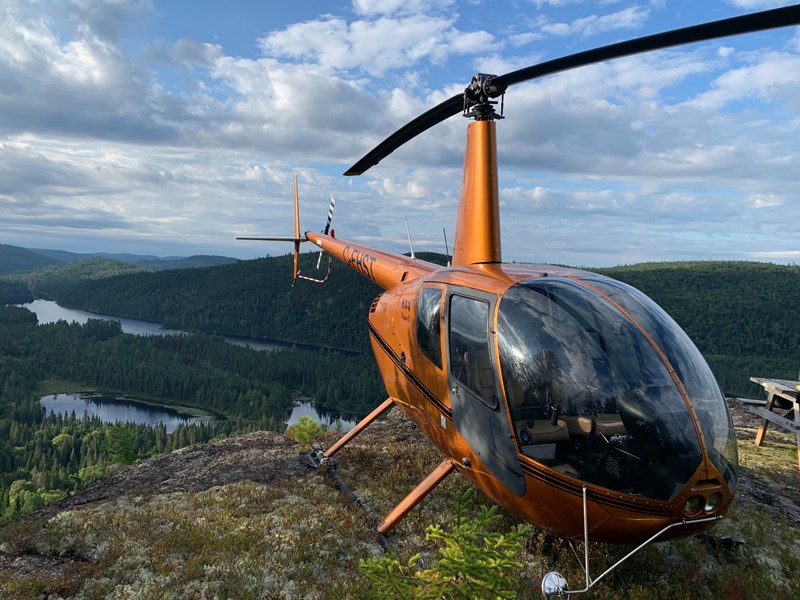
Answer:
[344,93,462,176]
[344,4,800,177]
[495,4,800,89]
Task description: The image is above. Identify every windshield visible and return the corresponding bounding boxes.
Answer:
[497,278,703,501]
[580,277,738,491]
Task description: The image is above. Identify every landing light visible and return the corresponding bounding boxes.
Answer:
[705,492,723,513]
[684,495,704,515]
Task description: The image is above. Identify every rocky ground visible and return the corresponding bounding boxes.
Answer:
[35,431,310,519]
[1,403,799,599]
[726,400,800,526]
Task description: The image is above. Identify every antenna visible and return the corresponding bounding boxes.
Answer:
[442,227,451,267]
[405,219,416,260]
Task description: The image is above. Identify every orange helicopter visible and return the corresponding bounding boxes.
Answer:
[241,5,800,595]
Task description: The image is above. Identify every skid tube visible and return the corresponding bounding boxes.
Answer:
[300,397,457,547]
[300,398,399,546]
[300,397,396,507]
[541,486,721,598]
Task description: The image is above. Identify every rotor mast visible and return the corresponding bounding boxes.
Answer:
[452,120,501,265]
[452,74,506,266]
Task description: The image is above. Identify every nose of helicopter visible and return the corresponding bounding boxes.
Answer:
[496,275,738,507]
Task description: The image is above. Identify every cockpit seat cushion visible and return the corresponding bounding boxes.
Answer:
[562,414,626,437]
[518,419,569,444]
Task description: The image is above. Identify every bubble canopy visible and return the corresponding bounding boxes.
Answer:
[496,277,737,501]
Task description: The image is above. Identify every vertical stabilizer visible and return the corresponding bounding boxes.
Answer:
[451,120,501,266]
[292,173,301,285]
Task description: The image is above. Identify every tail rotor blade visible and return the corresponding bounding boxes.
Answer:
[324,194,336,235]
[317,194,336,269]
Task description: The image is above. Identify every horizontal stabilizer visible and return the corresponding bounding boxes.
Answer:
[236,236,306,242]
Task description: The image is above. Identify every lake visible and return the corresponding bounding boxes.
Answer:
[40,393,214,433]
[23,299,184,337]
[40,393,358,433]
[287,401,359,431]
[24,301,360,431]
[22,299,292,350]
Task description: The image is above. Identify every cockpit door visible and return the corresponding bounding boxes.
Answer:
[446,288,526,496]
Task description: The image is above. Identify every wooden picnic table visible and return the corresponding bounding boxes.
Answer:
[749,377,800,467]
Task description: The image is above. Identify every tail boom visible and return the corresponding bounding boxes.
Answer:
[305,232,436,290]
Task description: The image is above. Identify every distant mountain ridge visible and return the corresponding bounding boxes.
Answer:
[0,244,63,276]
[0,244,239,275]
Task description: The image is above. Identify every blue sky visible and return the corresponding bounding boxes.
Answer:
[2,0,799,266]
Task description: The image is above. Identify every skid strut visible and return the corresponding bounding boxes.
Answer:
[541,486,721,598]
[326,397,395,459]
[301,398,396,510]
[301,397,395,470]
[377,459,456,535]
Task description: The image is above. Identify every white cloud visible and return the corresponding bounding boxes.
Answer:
[538,5,650,38]
[353,0,456,16]
[751,192,786,208]
[687,53,800,110]
[3,0,800,266]
[751,250,800,260]
[530,0,589,7]
[257,15,494,76]
[509,31,545,47]
[0,1,182,143]
[724,1,796,9]
[58,0,154,42]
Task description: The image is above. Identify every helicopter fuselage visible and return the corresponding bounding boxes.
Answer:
[308,228,737,544]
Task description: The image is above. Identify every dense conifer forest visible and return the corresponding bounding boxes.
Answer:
[0,302,382,524]
[21,253,800,397]
[0,280,33,305]
[22,253,380,353]
[597,261,800,397]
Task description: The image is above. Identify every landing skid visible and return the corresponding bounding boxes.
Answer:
[541,486,721,598]
[300,397,456,547]
[302,443,368,514]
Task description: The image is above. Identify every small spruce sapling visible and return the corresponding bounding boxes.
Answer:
[360,488,533,599]
[286,415,328,449]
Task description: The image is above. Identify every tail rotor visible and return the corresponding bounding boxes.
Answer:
[237,173,338,285]
[317,194,335,269]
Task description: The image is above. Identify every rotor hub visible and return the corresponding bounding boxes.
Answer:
[463,73,506,121]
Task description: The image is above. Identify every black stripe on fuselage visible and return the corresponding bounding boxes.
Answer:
[368,323,452,419]
[518,460,672,516]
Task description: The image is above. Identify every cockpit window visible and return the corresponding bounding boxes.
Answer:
[497,278,703,501]
[580,277,738,491]
[449,294,497,408]
[417,287,443,369]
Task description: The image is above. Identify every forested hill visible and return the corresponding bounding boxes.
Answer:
[0,244,239,272]
[596,261,800,359]
[0,244,63,276]
[596,261,800,396]
[39,253,383,353]
[22,256,800,396]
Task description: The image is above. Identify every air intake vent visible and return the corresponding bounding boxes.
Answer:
[369,294,383,314]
